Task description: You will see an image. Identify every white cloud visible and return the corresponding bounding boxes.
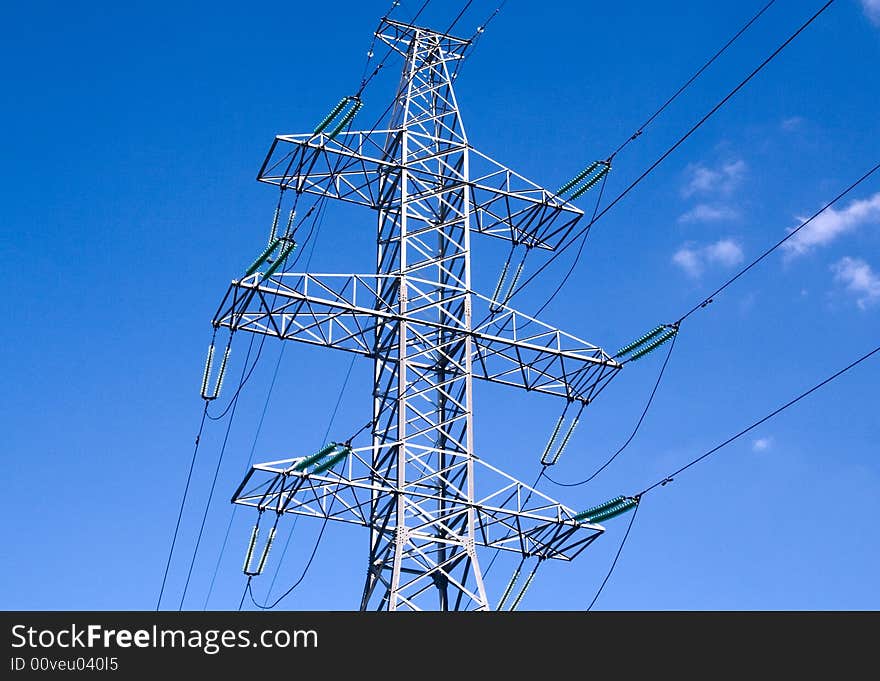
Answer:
[862,0,880,26]
[781,116,805,132]
[753,437,773,452]
[678,203,739,224]
[681,160,746,199]
[705,239,745,267]
[672,238,744,278]
[672,247,702,277]
[782,192,880,257]
[832,257,880,309]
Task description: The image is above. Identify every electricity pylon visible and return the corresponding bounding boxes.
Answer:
[215,19,622,610]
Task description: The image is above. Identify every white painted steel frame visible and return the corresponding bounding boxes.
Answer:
[217,21,622,611]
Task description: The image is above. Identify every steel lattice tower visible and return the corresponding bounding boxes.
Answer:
[217,20,623,610]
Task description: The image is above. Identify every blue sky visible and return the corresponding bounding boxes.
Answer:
[2,0,878,611]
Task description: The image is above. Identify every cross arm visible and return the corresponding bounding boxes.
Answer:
[232,444,605,562]
[212,273,622,403]
[256,134,584,250]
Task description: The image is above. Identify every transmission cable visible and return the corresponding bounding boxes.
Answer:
[262,353,358,604]
[245,510,333,610]
[358,0,434,95]
[506,0,837,304]
[526,0,778,318]
[520,169,610,324]
[585,497,640,611]
[485,0,781,322]
[361,1,402,85]
[445,0,474,34]
[202,342,287,609]
[674,159,880,325]
[585,340,880,609]
[638,340,880,497]
[460,0,506,59]
[176,333,258,610]
[543,157,879,488]
[155,401,209,610]
[180,172,333,609]
[545,332,678,488]
[610,0,778,159]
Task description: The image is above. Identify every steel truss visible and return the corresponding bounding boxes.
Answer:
[217,19,622,610]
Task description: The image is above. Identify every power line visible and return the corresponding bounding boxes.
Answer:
[177,334,257,610]
[358,0,434,95]
[262,353,357,605]
[579,339,880,609]
[507,0,837,303]
[202,342,287,609]
[638,340,880,497]
[361,1,402,84]
[545,332,678,488]
[528,169,609,320]
[445,0,474,34]
[177,179,331,609]
[586,498,640,611]
[545,157,880,489]
[531,0,779,320]
[247,512,333,610]
[675,159,880,324]
[199,136,345,608]
[452,0,508,79]
[483,1,779,325]
[610,0,778,159]
[578,340,880,610]
[155,401,209,610]
[206,336,265,421]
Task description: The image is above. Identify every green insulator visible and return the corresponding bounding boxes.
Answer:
[615,325,667,358]
[588,498,638,523]
[312,449,348,475]
[293,443,339,472]
[245,238,281,277]
[284,208,296,238]
[211,344,231,399]
[496,566,521,610]
[557,161,600,196]
[502,260,525,304]
[565,168,603,198]
[268,206,281,244]
[254,526,277,576]
[200,343,215,399]
[568,164,610,200]
[574,496,627,522]
[262,240,298,279]
[547,416,578,466]
[509,568,537,611]
[490,260,510,306]
[327,98,363,139]
[540,413,566,465]
[242,524,259,574]
[629,328,677,361]
[313,97,348,135]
